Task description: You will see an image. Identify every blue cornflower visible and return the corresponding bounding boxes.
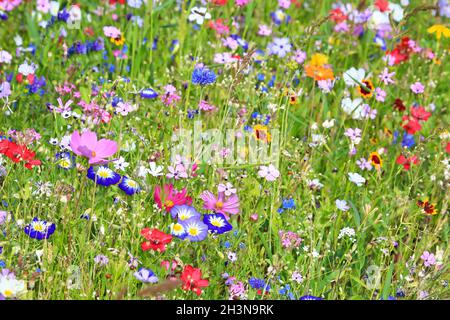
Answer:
[299,295,323,300]
[279,284,295,300]
[249,277,271,292]
[87,166,121,187]
[191,66,217,86]
[401,132,415,148]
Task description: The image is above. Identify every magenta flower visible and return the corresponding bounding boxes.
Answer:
[200,190,240,218]
[70,130,118,165]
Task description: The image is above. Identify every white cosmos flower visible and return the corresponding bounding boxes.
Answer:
[188,7,211,25]
[348,172,366,186]
[148,162,163,177]
[343,67,365,87]
[0,275,27,299]
[341,97,364,120]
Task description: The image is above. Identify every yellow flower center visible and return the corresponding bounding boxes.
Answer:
[215,201,224,209]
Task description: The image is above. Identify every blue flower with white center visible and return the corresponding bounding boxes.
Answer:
[270,9,290,25]
[87,166,121,186]
[24,217,56,240]
[299,295,323,300]
[118,176,140,195]
[140,88,158,99]
[55,152,75,170]
[203,213,232,235]
[191,66,216,86]
[169,221,187,239]
[170,205,201,221]
[373,35,387,51]
[230,34,248,51]
[180,218,208,242]
[134,268,159,284]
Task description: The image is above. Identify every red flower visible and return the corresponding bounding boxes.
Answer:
[402,116,422,135]
[393,98,406,112]
[329,8,348,23]
[410,106,431,122]
[396,154,419,171]
[0,139,41,169]
[446,142,450,154]
[153,184,192,212]
[140,228,173,252]
[210,0,228,5]
[180,265,209,296]
[374,0,390,12]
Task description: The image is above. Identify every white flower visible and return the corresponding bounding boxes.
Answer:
[336,199,350,211]
[343,67,365,87]
[389,3,404,22]
[307,178,323,190]
[348,172,366,186]
[18,62,36,76]
[13,35,23,46]
[341,97,364,120]
[148,162,163,177]
[322,119,335,129]
[258,164,280,181]
[218,182,236,196]
[127,0,143,8]
[0,274,27,299]
[113,157,129,171]
[338,227,356,241]
[0,50,12,64]
[59,135,71,150]
[188,7,211,25]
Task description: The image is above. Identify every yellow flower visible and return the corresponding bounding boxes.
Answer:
[253,124,272,143]
[309,53,328,67]
[427,24,450,40]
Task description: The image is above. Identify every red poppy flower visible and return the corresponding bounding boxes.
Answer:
[375,0,390,12]
[329,8,348,23]
[0,140,41,169]
[446,142,450,154]
[402,116,422,134]
[140,228,173,252]
[180,265,209,296]
[396,154,419,171]
[410,106,431,122]
[210,0,228,5]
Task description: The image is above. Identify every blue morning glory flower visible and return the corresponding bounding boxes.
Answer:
[119,176,140,195]
[171,205,201,221]
[55,152,75,170]
[87,166,121,186]
[203,213,233,235]
[134,268,159,283]
[24,217,56,240]
[140,88,158,99]
[180,218,208,242]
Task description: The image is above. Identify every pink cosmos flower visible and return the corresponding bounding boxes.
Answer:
[70,130,118,165]
[200,190,240,218]
[154,184,192,212]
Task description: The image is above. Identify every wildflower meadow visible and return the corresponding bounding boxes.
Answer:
[0,0,449,301]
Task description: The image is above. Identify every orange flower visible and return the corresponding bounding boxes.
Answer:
[417,199,438,215]
[369,151,382,170]
[357,79,374,98]
[305,64,334,81]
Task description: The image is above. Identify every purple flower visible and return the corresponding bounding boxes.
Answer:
[378,68,395,85]
[362,104,377,119]
[420,251,436,267]
[335,199,350,212]
[94,254,109,267]
[134,268,159,283]
[0,210,7,225]
[410,82,425,94]
[180,218,208,242]
[344,128,362,142]
[0,81,11,99]
[356,158,372,171]
[267,38,292,58]
[375,87,386,102]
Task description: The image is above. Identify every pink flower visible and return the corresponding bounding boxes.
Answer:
[410,82,424,94]
[200,190,240,218]
[36,0,50,13]
[258,24,272,36]
[375,87,386,102]
[420,251,436,267]
[70,130,118,165]
[166,164,188,180]
[258,164,280,181]
[153,184,192,212]
[103,26,121,38]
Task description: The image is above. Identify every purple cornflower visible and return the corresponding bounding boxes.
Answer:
[94,254,109,267]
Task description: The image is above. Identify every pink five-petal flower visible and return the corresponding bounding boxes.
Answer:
[70,130,118,165]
